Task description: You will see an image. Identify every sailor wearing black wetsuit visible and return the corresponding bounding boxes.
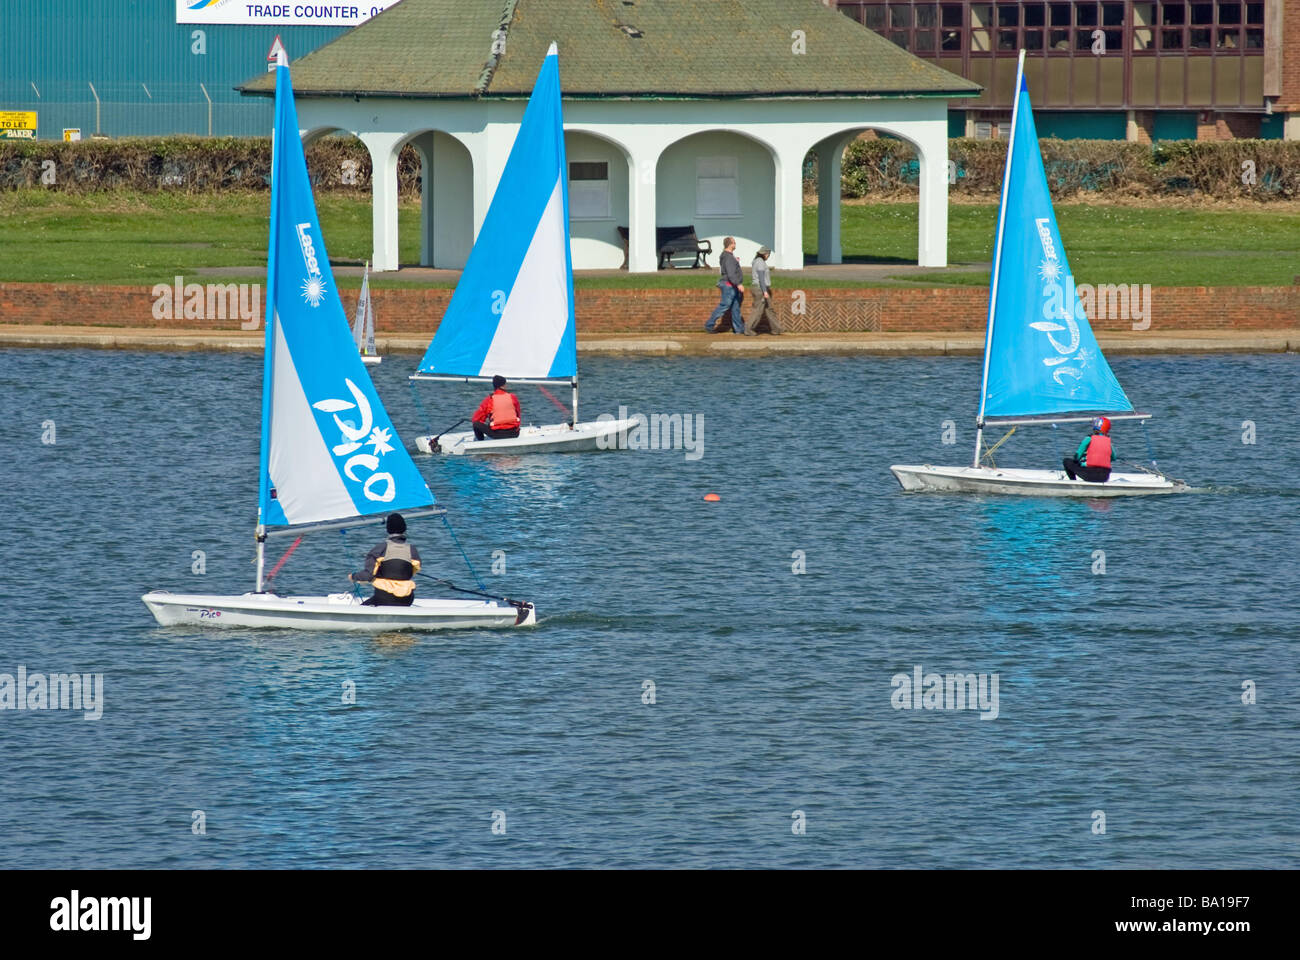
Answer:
[350,513,422,606]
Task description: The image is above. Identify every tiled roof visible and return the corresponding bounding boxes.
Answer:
[238,0,979,100]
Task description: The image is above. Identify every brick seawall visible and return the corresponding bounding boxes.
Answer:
[1,282,1296,335]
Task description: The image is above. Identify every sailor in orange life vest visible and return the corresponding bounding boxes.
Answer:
[1063,416,1115,483]
[349,513,422,606]
[471,375,522,441]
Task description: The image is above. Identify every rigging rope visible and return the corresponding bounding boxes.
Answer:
[264,536,302,584]
[537,383,572,417]
[408,380,435,436]
[440,513,487,591]
[1141,419,1160,471]
[981,426,1016,467]
[341,528,362,597]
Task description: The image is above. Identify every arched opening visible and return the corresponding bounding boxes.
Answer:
[804,127,927,267]
[655,130,776,269]
[300,127,378,267]
[398,129,475,269]
[564,130,631,270]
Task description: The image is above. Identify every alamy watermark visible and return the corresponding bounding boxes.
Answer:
[595,407,704,461]
[1042,273,1151,331]
[1,666,103,719]
[152,275,260,329]
[891,665,999,720]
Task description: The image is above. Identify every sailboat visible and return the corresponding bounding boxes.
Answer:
[353,261,381,365]
[142,46,535,630]
[891,51,1187,498]
[410,44,635,455]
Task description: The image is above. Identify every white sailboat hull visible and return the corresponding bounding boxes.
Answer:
[416,418,636,455]
[142,591,535,631]
[890,464,1188,497]
[361,355,382,365]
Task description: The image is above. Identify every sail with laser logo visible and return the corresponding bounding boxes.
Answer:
[258,53,433,529]
[980,74,1134,421]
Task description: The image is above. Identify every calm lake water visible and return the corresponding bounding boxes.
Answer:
[0,348,1297,868]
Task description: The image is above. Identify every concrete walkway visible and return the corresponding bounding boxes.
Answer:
[2,325,1296,356]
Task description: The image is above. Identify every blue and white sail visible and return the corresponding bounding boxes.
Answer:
[415,43,577,381]
[978,63,1134,423]
[258,52,434,529]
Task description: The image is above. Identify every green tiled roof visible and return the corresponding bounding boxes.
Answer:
[239,0,979,100]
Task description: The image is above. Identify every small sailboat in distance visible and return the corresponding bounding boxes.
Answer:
[891,50,1188,498]
[410,43,635,455]
[353,260,381,365]
[142,45,535,630]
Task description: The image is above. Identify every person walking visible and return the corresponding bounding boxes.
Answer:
[704,237,745,334]
[743,246,781,336]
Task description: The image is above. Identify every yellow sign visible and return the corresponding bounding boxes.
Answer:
[0,111,38,140]
[63,129,81,142]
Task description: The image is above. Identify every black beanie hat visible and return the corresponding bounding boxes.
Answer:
[386,513,406,535]
[492,375,507,389]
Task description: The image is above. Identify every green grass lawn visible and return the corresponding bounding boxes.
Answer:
[2,189,1297,289]
[808,201,1300,288]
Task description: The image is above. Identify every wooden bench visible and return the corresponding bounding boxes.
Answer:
[616,225,713,270]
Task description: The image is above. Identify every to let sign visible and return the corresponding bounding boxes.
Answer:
[0,111,38,141]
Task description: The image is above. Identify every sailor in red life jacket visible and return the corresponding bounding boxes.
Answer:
[471,375,522,441]
[1063,416,1115,483]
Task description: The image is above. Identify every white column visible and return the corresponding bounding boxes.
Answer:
[359,131,403,272]
[916,121,949,268]
[409,132,436,267]
[1285,112,1300,141]
[814,136,845,265]
[772,146,806,271]
[626,147,659,273]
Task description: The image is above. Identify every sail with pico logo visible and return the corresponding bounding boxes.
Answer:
[978,73,1133,422]
[414,43,577,382]
[258,46,433,530]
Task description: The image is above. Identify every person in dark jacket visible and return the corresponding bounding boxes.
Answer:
[743,246,781,335]
[350,513,422,606]
[471,375,522,441]
[704,237,745,334]
[1063,416,1115,482]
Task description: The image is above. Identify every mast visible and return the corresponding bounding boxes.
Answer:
[973,48,1026,469]
[255,44,289,591]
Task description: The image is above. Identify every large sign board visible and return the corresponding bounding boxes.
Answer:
[176,1,400,27]
[0,111,38,141]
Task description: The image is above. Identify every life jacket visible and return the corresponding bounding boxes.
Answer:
[1085,434,1112,469]
[489,391,520,430]
[372,538,418,597]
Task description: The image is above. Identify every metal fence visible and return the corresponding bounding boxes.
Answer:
[5,82,273,139]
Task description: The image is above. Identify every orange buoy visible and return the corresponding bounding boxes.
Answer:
[703,493,721,501]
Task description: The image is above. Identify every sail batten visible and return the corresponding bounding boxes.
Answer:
[979,59,1135,421]
[415,46,576,380]
[258,58,434,531]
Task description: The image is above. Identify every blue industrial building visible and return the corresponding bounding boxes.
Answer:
[1,1,348,138]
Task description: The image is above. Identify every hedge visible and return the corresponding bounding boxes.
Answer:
[3,134,1298,201]
[0,136,422,195]
[830,136,1300,200]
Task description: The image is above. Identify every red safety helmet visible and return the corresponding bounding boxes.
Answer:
[1092,416,1111,434]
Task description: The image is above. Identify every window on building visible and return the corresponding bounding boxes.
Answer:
[696,157,739,218]
[971,3,992,51]
[1133,2,1155,49]
[569,161,609,219]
